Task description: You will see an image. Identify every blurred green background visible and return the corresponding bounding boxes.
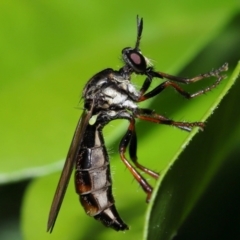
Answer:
[0,0,239,240]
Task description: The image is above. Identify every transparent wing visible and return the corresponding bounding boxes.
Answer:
[47,106,93,232]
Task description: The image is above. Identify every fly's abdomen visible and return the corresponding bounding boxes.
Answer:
[75,125,128,231]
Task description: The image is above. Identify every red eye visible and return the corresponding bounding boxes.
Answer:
[130,52,141,65]
[122,47,147,73]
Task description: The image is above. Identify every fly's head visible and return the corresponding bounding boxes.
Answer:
[121,16,152,75]
[122,47,147,74]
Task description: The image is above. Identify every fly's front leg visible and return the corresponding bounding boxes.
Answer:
[138,80,193,102]
[139,75,153,96]
[118,114,154,202]
[138,63,228,102]
[138,68,163,96]
[133,108,204,132]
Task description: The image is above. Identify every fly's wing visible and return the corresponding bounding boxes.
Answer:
[47,107,93,232]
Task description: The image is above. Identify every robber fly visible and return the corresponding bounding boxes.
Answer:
[47,16,228,232]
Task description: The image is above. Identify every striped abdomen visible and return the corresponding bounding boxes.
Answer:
[75,123,128,231]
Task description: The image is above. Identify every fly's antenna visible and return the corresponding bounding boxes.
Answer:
[135,15,143,50]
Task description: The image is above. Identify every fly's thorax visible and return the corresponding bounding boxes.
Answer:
[99,85,138,109]
[83,68,139,110]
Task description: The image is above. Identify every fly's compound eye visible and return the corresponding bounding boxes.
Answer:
[122,47,147,73]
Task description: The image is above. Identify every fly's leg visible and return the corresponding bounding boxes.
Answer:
[133,108,204,132]
[129,126,159,179]
[138,63,228,102]
[127,109,204,181]
[118,115,154,202]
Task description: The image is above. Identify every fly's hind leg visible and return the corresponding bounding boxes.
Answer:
[129,127,159,180]
[118,113,157,202]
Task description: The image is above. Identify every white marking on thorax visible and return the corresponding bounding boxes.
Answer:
[102,86,138,109]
